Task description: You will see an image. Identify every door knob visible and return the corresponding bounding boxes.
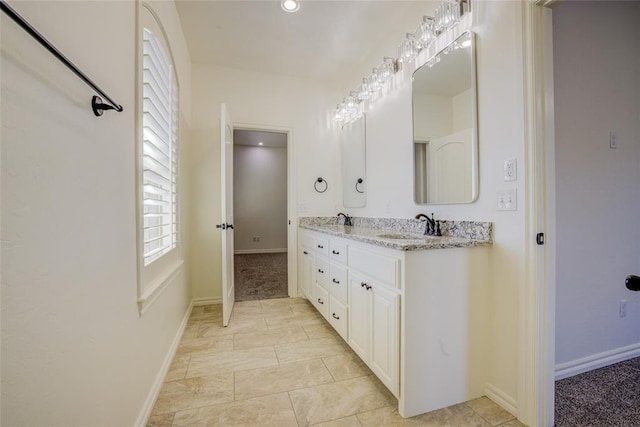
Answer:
[216,223,227,230]
[226,223,234,230]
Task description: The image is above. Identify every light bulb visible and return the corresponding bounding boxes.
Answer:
[378,57,396,83]
[367,69,382,93]
[415,16,436,49]
[281,0,300,13]
[357,78,371,101]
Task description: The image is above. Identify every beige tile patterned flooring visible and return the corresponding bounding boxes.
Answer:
[147,298,525,427]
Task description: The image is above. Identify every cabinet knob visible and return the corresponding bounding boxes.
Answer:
[332,278,340,284]
[303,251,308,255]
[360,282,367,288]
[365,284,372,290]
[332,313,340,320]
[317,245,324,249]
[318,269,324,274]
[317,298,324,305]
[332,250,340,255]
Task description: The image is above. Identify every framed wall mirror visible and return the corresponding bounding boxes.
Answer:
[412,31,478,204]
[341,115,366,208]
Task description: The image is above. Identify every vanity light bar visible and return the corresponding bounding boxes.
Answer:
[332,0,470,125]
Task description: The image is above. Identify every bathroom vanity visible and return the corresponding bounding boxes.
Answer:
[298,217,492,418]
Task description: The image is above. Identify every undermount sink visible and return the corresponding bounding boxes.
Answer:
[376,233,428,240]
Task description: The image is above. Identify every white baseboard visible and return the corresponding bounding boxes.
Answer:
[484,383,517,417]
[555,342,640,380]
[135,299,194,427]
[193,297,222,306]
[234,248,287,255]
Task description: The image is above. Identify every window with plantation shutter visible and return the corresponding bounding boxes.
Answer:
[142,28,178,266]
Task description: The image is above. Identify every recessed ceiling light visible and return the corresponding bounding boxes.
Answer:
[258,142,264,146]
[281,0,300,13]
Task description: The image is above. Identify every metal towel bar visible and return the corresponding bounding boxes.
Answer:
[1,0,124,116]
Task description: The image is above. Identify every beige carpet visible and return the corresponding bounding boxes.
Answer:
[234,252,288,301]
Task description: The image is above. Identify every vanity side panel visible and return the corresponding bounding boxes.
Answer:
[400,246,490,417]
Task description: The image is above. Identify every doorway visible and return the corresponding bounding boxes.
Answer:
[232,129,289,301]
[551,1,640,425]
[525,1,640,425]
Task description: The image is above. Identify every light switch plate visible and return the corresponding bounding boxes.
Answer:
[504,159,517,182]
[497,189,517,211]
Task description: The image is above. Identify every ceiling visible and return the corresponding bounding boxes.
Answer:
[234,129,287,147]
[175,0,437,87]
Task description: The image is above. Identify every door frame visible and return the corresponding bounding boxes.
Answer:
[233,122,298,298]
[521,1,557,426]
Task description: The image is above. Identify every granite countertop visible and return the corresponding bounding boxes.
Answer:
[299,222,492,251]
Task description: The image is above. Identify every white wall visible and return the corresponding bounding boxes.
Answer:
[452,88,473,132]
[234,145,288,252]
[189,65,341,301]
[413,93,453,139]
[414,88,472,139]
[553,1,640,366]
[1,1,193,425]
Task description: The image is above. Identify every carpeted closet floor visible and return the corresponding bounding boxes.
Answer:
[234,252,288,301]
[555,357,640,426]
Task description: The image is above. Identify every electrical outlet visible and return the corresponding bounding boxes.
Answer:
[504,158,517,182]
[252,236,261,243]
[609,131,618,149]
[620,300,627,317]
[497,189,517,211]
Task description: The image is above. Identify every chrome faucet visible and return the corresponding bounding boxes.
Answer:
[415,213,441,236]
[337,212,353,227]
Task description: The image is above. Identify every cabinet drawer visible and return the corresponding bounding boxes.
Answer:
[349,246,400,289]
[329,263,348,304]
[313,283,330,320]
[314,237,329,257]
[329,296,348,340]
[315,256,330,288]
[329,240,347,265]
[300,232,314,250]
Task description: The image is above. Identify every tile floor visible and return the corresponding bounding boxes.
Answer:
[147,298,524,427]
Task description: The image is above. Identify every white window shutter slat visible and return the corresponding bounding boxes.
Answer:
[142,28,179,266]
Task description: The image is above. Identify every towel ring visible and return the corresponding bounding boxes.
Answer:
[314,177,328,193]
[355,178,364,193]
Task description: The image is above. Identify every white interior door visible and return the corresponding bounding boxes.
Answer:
[428,129,472,203]
[220,103,235,326]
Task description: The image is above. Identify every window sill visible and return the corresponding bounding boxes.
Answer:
[138,259,184,315]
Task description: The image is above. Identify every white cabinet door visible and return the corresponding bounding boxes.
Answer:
[298,246,314,299]
[348,270,372,362]
[370,283,400,396]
